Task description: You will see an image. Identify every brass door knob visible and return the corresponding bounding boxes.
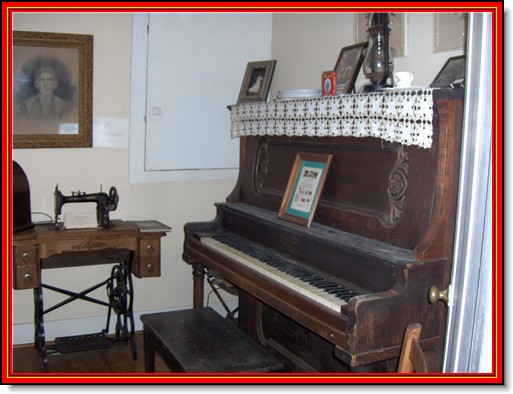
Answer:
[429,285,449,306]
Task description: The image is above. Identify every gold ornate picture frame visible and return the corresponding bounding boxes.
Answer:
[279,152,333,228]
[12,31,93,149]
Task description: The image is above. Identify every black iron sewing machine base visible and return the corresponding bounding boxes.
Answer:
[34,253,136,372]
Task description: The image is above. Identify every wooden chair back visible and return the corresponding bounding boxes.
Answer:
[397,323,428,372]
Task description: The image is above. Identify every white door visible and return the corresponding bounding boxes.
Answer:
[130,13,272,182]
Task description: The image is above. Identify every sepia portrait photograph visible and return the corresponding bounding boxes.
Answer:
[12,31,92,148]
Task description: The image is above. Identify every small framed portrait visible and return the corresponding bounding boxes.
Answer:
[12,31,93,149]
[278,152,333,228]
[237,60,276,104]
[430,55,466,88]
[333,42,367,94]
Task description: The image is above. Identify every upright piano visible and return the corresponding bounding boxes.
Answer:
[183,88,464,372]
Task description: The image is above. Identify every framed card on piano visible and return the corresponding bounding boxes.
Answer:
[279,152,333,228]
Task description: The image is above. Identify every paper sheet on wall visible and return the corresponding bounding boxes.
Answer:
[93,117,129,148]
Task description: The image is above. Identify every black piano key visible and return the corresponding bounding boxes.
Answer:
[340,292,358,300]
[308,279,330,287]
[283,266,304,274]
[290,269,309,277]
[308,278,331,285]
[297,274,316,280]
[317,283,338,290]
[334,292,355,300]
[327,288,352,296]
[313,284,335,291]
[266,260,285,268]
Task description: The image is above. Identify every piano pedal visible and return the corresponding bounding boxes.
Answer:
[225,307,240,326]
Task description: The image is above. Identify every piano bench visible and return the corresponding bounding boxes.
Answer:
[140,307,283,373]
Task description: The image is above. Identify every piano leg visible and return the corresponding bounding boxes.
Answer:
[192,263,205,308]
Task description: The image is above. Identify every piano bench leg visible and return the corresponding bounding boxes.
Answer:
[143,326,156,372]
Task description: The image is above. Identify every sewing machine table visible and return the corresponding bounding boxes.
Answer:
[12,220,168,372]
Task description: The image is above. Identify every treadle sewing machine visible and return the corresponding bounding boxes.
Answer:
[183,88,464,372]
[54,184,119,227]
[12,180,170,371]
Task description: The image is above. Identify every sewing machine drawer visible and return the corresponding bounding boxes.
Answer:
[133,237,161,278]
[13,245,40,289]
[134,257,161,278]
[139,238,161,258]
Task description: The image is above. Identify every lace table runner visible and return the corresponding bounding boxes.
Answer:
[230,88,435,148]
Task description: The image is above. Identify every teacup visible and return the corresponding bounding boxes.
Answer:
[393,71,414,88]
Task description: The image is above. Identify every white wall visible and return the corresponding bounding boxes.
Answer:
[11,11,463,345]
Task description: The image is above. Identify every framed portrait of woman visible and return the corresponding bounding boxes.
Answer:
[12,31,93,148]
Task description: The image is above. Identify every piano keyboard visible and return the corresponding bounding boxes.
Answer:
[201,234,360,313]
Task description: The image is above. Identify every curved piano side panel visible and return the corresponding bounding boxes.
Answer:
[337,258,447,371]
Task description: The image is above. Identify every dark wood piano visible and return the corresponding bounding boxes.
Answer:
[183,88,464,372]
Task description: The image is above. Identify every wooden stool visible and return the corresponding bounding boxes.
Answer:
[140,307,283,372]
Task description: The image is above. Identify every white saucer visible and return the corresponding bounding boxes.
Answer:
[381,86,428,91]
[277,89,322,99]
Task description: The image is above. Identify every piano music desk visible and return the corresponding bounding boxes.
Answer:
[12,219,169,372]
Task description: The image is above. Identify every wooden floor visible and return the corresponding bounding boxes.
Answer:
[11,331,172,373]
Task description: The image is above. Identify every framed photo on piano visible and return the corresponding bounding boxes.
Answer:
[430,55,466,88]
[237,60,276,103]
[279,152,333,228]
[333,42,367,94]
